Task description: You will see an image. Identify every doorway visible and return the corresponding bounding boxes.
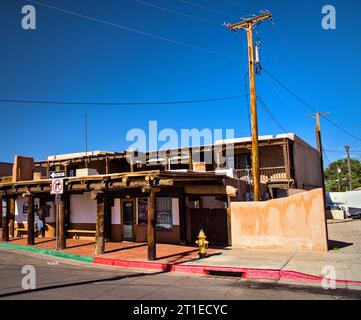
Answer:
[122,200,135,240]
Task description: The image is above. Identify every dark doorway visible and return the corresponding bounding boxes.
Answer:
[122,200,135,240]
[190,208,228,246]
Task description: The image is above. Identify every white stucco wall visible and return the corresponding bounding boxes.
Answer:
[14,197,55,224]
[172,198,179,225]
[70,192,97,224]
[112,199,121,224]
[14,196,28,224]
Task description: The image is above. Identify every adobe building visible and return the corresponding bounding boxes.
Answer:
[0,133,328,256]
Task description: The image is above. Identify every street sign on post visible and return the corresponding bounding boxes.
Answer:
[51,179,64,195]
[55,194,62,205]
[49,171,66,179]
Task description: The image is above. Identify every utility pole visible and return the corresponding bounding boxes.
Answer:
[345,145,352,191]
[307,112,329,194]
[226,11,272,201]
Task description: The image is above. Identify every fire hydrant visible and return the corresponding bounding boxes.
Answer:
[195,229,209,259]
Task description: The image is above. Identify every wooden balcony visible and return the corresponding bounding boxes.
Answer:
[235,166,288,183]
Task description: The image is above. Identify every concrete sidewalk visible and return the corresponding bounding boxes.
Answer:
[183,219,361,288]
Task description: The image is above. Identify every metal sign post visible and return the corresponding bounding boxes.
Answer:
[51,179,64,250]
[55,194,61,250]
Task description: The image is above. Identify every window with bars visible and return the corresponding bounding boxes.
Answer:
[156,197,173,231]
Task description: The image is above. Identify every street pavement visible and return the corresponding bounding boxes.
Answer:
[0,250,360,300]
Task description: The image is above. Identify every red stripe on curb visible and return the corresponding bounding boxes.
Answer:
[92,257,361,287]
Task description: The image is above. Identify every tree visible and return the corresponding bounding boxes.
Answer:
[324,158,361,192]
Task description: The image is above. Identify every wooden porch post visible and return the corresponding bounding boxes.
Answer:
[226,196,232,247]
[179,190,186,244]
[283,142,291,180]
[188,148,193,171]
[9,198,15,238]
[1,197,9,242]
[57,197,66,250]
[105,156,109,175]
[27,194,35,245]
[64,193,70,233]
[147,187,160,261]
[95,194,105,255]
[104,197,112,242]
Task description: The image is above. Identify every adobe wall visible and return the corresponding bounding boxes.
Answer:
[292,137,323,190]
[12,156,34,182]
[0,162,13,177]
[231,188,328,251]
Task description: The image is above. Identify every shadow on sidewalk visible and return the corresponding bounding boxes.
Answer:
[328,240,353,250]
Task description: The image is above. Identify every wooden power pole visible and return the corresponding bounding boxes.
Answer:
[226,11,272,201]
[308,112,329,194]
[345,145,353,191]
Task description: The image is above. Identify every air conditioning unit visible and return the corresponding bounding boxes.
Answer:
[75,168,99,177]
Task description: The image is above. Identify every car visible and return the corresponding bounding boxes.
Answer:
[326,204,346,220]
[347,207,361,219]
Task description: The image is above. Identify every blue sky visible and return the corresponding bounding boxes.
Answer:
[0,0,361,165]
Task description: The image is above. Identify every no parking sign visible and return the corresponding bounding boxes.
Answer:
[51,179,64,195]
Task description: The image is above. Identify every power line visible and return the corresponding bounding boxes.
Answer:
[324,149,361,153]
[263,68,361,143]
[28,0,240,61]
[224,0,255,12]
[131,0,221,26]
[0,95,245,106]
[177,0,239,19]
[257,95,288,133]
[322,147,331,166]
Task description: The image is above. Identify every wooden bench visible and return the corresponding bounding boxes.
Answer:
[14,223,40,238]
[16,228,28,238]
[66,229,96,239]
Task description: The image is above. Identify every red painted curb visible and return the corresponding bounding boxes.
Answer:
[93,257,361,287]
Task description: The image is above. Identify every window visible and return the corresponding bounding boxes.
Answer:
[235,154,251,170]
[156,197,173,231]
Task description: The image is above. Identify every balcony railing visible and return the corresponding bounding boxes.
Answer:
[235,166,288,182]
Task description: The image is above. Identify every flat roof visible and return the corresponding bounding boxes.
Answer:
[47,151,117,161]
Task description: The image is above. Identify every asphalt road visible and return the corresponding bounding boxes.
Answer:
[0,249,360,300]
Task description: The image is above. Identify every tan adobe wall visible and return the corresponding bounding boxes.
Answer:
[12,156,34,182]
[231,188,328,251]
[292,137,323,189]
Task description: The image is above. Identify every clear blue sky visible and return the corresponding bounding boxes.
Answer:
[1,0,361,166]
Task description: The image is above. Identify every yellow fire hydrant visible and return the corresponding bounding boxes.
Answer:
[195,229,209,259]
